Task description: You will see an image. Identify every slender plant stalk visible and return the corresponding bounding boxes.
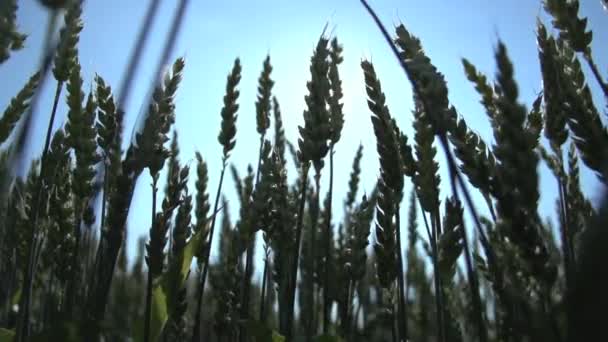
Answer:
[394,210,408,341]
[430,210,446,342]
[259,251,269,322]
[143,175,159,342]
[193,165,226,342]
[15,80,63,342]
[322,147,334,334]
[286,164,310,342]
[445,151,488,342]
[239,135,265,342]
[583,53,608,98]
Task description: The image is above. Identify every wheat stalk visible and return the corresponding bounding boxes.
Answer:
[193,58,241,342]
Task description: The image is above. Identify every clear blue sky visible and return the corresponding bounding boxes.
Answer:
[1,0,607,267]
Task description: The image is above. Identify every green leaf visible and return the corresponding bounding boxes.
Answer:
[0,328,15,342]
[246,320,285,342]
[314,334,345,342]
[138,226,204,342]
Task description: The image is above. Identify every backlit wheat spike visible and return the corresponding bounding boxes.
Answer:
[53,1,83,83]
[361,59,406,341]
[133,57,185,177]
[218,58,241,161]
[544,0,592,53]
[537,23,568,150]
[41,130,74,285]
[545,0,608,96]
[557,40,608,180]
[64,61,99,315]
[344,144,363,211]
[395,24,450,134]
[193,152,210,261]
[256,55,274,136]
[298,36,331,173]
[328,37,345,144]
[0,72,41,144]
[412,99,440,216]
[272,97,286,164]
[445,108,497,219]
[461,58,498,120]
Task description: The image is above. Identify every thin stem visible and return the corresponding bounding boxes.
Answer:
[15,80,63,342]
[65,198,83,316]
[240,237,255,342]
[395,210,408,342]
[445,142,488,342]
[323,147,334,334]
[286,164,310,342]
[341,279,353,338]
[430,210,446,342]
[240,135,265,341]
[558,177,572,278]
[314,174,321,329]
[143,176,159,342]
[192,268,204,342]
[584,53,608,99]
[259,252,269,322]
[192,164,226,342]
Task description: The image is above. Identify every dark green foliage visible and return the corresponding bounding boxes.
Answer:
[165,185,192,340]
[0,0,26,64]
[211,199,240,339]
[491,43,551,281]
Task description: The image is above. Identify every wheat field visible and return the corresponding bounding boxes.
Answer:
[1,0,608,341]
